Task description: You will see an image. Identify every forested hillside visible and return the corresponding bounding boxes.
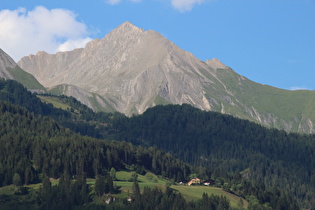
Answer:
[0,78,116,138]
[111,104,315,207]
[0,100,192,186]
[0,100,297,209]
[0,100,206,209]
[0,79,310,209]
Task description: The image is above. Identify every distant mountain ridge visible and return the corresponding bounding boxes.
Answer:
[0,48,45,91]
[0,48,16,79]
[17,22,315,133]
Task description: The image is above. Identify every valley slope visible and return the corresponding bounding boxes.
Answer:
[17,22,315,133]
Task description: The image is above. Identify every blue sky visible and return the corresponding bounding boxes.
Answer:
[1,0,314,90]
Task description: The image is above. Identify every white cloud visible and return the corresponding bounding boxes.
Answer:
[171,0,206,12]
[58,38,92,52]
[0,6,92,61]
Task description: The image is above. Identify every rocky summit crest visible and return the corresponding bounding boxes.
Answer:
[117,21,144,32]
[17,22,315,133]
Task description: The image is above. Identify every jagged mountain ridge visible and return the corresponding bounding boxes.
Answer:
[0,48,45,91]
[18,22,223,114]
[18,22,315,133]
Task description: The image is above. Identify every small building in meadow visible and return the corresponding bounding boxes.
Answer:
[187,178,201,186]
[201,179,215,186]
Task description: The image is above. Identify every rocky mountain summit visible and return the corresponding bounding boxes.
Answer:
[18,22,315,133]
[18,22,223,114]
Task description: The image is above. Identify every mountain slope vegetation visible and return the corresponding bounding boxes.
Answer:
[0,100,191,183]
[0,79,309,209]
[0,82,263,209]
[111,104,315,207]
[0,78,117,138]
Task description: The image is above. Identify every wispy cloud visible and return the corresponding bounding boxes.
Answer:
[105,0,142,5]
[106,0,123,5]
[0,6,92,61]
[171,0,206,12]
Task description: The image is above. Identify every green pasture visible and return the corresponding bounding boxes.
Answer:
[113,171,248,209]
[171,185,248,208]
[0,171,248,209]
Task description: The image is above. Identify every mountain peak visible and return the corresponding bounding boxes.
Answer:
[116,21,144,33]
[120,21,135,27]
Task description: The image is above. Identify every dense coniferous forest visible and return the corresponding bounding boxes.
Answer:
[0,100,192,185]
[0,100,201,209]
[0,79,313,209]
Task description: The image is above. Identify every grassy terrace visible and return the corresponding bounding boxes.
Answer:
[0,171,248,209]
[110,171,247,208]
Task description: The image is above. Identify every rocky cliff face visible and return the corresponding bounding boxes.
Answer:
[18,22,315,133]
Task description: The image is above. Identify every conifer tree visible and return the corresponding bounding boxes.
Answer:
[109,167,116,180]
[12,173,22,187]
[132,178,141,199]
[95,175,106,196]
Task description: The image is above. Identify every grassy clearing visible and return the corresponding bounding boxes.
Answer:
[0,171,248,209]
[37,95,71,110]
[0,185,16,196]
[0,179,59,196]
[114,171,247,209]
[172,185,248,208]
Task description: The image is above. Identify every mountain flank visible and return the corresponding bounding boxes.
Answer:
[0,48,45,91]
[17,22,315,133]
